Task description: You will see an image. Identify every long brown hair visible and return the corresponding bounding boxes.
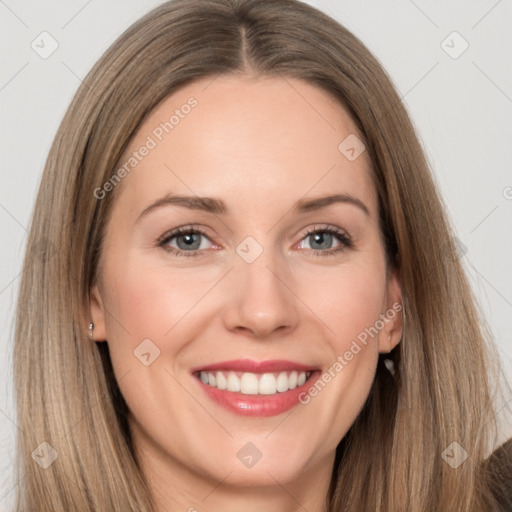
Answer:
[13,0,510,510]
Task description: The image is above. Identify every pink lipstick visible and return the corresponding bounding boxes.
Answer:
[191,359,320,417]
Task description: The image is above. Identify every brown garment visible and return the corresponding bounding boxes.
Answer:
[484,438,512,511]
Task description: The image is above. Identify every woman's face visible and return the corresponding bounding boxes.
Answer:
[90,74,402,500]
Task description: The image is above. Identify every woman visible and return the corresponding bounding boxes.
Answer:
[13,0,511,510]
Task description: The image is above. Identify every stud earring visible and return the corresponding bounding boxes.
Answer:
[88,322,95,339]
[383,302,404,377]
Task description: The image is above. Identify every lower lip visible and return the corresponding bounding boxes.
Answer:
[194,371,321,417]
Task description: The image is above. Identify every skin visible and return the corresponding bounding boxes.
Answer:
[90,74,402,512]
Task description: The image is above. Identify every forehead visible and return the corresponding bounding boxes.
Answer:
[110,74,376,219]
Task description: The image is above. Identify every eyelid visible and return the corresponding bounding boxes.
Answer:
[156,225,217,259]
[157,224,213,245]
[299,223,350,240]
[295,224,353,253]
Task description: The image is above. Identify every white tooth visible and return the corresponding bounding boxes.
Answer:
[288,371,298,390]
[227,372,241,392]
[202,370,308,394]
[259,373,277,395]
[240,373,259,394]
[216,371,227,390]
[276,371,289,392]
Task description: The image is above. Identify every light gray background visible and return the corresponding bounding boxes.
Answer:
[1,0,511,507]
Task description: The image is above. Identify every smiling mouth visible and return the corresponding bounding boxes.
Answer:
[190,359,321,416]
[194,370,314,396]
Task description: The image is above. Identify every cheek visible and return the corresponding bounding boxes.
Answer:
[102,256,218,343]
[334,275,385,351]
[97,258,210,429]
[293,256,386,421]
[297,256,387,354]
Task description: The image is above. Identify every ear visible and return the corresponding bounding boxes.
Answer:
[89,283,108,342]
[378,266,403,354]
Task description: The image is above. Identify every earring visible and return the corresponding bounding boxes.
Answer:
[88,322,95,339]
[383,358,395,376]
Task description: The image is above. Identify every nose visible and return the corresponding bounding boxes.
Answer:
[222,246,300,339]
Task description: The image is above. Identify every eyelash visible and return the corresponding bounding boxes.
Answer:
[157,224,353,258]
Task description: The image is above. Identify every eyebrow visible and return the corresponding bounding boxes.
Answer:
[135,192,370,223]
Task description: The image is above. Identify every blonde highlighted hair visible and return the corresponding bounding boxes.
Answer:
[13,0,510,510]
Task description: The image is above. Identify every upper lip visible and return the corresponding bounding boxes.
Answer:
[190,359,319,374]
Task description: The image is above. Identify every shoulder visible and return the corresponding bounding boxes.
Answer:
[483,437,512,511]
